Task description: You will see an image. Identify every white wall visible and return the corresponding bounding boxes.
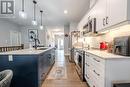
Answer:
[70,22,78,33]
[21,26,46,48]
[0,19,21,46]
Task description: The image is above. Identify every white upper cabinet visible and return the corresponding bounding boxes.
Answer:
[78,0,130,33]
[108,0,127,27]
[94,0,107,31]
[96,0,128,31]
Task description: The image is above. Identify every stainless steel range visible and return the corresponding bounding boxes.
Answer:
[74,48,85,81]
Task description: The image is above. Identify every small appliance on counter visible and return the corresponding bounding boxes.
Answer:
[100,42,108,50]
[113,36,130,56]
[113,83,130,87]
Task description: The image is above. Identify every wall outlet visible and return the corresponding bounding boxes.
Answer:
[8,55,13,61]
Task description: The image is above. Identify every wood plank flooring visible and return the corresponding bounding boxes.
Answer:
[42,50,88,87]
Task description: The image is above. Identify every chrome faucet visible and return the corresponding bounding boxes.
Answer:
[34,38,40,49]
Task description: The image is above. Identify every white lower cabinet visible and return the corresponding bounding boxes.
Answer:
[85,53,105,87]
[85,52,130,87]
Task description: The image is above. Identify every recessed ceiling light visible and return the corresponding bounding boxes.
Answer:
[64,10,68,14]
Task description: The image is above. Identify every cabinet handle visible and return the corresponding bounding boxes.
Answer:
[86,74,89,79]
[48,54,51,59]
[103,18,105,26]
[106,16,109,25]
[85,63,90,67]
[41,73,45,77]
[93,70,100,76]
[93,58,100,62]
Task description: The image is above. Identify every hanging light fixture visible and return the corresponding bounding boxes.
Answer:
[19,0,27,19]
[40,10,43,30]
[32,0,37,26]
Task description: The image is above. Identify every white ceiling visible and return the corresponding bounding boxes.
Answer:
[4,0,90,26]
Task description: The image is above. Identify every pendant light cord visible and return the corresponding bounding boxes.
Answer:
[40,10,43,25]
[33,0,37,21]
[34,3,36,20]
[22,0,24,11]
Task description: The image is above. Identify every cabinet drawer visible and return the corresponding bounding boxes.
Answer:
[85,69,94,87]
[92,78,105,87]
[85,54,93,67]
[92,69,105,86]
[91,54,105,69]
[92,66,105,78]
[91,69,105,87]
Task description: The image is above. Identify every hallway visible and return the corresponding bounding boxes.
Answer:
[42,50,88,87]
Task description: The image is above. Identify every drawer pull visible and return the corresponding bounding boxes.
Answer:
[103,18,106,26]
[85,74,89,79]
[106,16,109,25]
[41,73,45,77]
[85,63,90,67]
[93,58,100,62]
[93,70,100,76]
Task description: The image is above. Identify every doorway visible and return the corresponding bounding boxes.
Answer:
[55,35,64,50]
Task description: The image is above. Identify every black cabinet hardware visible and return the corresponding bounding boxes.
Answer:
[93,58,100,62]
[106,16,109,24]
[103,18,106,26]
[93,70,100,76]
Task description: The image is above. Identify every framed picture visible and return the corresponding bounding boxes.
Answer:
[28,29,38,42]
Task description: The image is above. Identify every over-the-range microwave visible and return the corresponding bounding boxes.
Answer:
[82,18,97,36]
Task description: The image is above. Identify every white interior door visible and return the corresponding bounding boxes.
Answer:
[10,31,21,46]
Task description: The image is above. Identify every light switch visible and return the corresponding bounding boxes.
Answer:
[8,55,13,61]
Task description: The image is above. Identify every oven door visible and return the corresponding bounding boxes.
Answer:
[75,51,85,81]
[77,54,82,68]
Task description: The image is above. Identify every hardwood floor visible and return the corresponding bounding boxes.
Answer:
[42,50,88,87]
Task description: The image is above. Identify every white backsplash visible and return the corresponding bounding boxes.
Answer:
[84,25,130,49]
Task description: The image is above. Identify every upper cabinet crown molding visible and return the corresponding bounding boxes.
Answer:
[78,0,130,33]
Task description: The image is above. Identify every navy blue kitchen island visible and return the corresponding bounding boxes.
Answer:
[0,47,55,87]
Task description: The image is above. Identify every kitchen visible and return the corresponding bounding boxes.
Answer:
[0,0,130,87]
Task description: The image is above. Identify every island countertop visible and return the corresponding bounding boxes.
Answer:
[0,47,55,55]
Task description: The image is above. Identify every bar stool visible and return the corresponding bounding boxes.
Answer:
[0,70,13,87]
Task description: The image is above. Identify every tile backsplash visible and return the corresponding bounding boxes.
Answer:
[85,25,130,49]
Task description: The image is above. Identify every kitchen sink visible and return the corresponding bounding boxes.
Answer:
[37,48,48,50]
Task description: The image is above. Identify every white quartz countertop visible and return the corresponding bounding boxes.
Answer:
[84,49,130,60]
[0,47,54,55]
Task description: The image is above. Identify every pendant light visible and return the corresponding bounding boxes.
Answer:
[32,0,37,26]
[19,0,27,19]
[40,10,43,30]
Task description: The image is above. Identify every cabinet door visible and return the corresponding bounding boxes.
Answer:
[108,0,127,27]
[95,0,107,31]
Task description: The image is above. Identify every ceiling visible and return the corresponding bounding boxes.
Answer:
[4,0,90,26]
